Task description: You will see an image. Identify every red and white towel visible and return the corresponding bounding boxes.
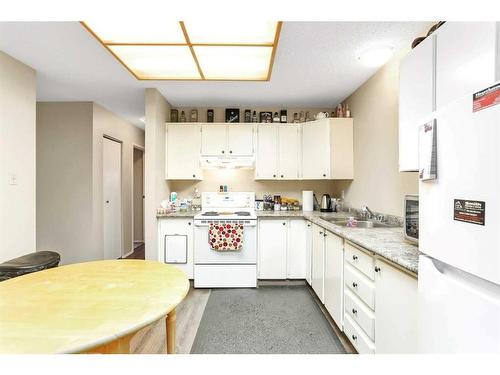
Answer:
[209,223,244,251]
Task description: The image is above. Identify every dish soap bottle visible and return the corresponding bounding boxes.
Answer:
[192,188,201,211]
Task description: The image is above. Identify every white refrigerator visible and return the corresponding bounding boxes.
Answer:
[418,83,500,352]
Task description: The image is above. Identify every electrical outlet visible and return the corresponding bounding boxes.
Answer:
[9,173,17,185]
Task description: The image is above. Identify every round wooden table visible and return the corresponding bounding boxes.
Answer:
[0,260,189,354]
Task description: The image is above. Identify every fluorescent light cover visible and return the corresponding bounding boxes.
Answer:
[109,45,201,79]
[358,46,394,67]
[195,46,272,80]
[83,21,186,44]
[184,21,278,44]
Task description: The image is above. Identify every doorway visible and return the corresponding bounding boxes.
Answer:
[132,146,145,259]
[103,137,123,259]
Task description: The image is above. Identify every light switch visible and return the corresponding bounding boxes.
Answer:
[9,173,17,185]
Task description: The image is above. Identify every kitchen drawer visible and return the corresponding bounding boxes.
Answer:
[344,314,375,354]
[345,242,374,280]
[345,288,375,341]
[345,263,375,310]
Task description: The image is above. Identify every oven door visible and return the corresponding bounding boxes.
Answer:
[194,220,257,264]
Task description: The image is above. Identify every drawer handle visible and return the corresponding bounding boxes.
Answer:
[352,308,357,314]
[283,222,286,226]
[375,266,381,273]
[352,282,358,288]
[319,231,323,235]
[352,334,357,341]
[352,255,358,261]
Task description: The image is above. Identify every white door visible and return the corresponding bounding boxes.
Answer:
[278,124,299,179]
[227,125,254,156]
[255,125,278,179]
[375,259,417,353]
[302,120,330,179]
[258,219,287,279]
[436,22,497,109]
[418,255,500,353]
[399,34,435,172]
[311,224,325,302]
[287,219,307,278]
[305,221,313,285]
[324,231,344,329]
[103,137,122,259]
[166,125,202,180]
[201,124,227,156]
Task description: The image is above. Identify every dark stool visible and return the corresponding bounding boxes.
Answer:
[0,251,60,281]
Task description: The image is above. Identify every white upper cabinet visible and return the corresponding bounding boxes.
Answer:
[436,22,498,109]
[227,125,254,156]
[201,124,227,156]
[301,118,353,179]
[278,124,300,179]
[399,34,435,172]
[374,259,418,353]
[324,230,344,329]
[166,124,202,180]
[255,125,278,179]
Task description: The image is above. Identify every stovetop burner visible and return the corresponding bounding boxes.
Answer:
[234,211,251,216]
[200,211,252,217]
[201,211,219,216]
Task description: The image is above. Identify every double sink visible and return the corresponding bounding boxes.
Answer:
[325,217,397,229]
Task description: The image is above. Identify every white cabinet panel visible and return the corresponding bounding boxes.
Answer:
[344,242,375,280]
[255,125,278,179]
[166,125,202,180]
[344,314,375,354]
[345,289,375,341]
[399,34,435,171]
[201,124,227,156]
[302,121,330,179]
[374,259,417,353]
[345,263,375,310]
[258,219,287,279]
[287,219,307,278]
[278,124,299,179]
[436,22,497,109]
[305,221,313,285]
[227,125,254,156]
[311,224,325,303]
[159,218,194,278]
[324,230,344,329]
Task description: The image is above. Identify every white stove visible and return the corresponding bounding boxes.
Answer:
[193,192,257,288]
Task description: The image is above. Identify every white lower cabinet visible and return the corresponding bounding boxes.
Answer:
[311,224,325,303]
[324,230,344,329]
[305,221,313,285]
[158,218,194,278]
[287,219,307,278]
[258,219,288,279]
[374,259,418,353]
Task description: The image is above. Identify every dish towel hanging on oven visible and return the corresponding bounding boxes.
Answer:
[209,223,244,251]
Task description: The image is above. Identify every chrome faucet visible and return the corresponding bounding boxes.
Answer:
[361,206,375,219]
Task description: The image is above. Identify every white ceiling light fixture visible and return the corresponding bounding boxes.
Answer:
[81,21,282,81]
[357,45,394,67]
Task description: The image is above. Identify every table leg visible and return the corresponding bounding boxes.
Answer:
[166,308,176,354]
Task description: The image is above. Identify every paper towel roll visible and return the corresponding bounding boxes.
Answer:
[302,191,313,211]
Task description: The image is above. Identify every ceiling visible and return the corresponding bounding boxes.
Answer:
[0,21,428,128]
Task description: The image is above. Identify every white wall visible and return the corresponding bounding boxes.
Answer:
[144,88,171,260]
[0,51,36,262]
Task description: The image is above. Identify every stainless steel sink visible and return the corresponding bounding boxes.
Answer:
[326,219,394,228]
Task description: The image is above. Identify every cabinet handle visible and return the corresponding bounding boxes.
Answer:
[229,150,233,154]
[281,175,284,178]
[193,174,196,178]
[319,231,323,235]
[352,255,358,261]
[106,200,110,203]
[273,174,276,178]
[352,282,358,288]
[282,222,286,226]
[222,150,225,154]
[323,233,327,237]
[352,334,357,341]
[375,266,381,273]
[307,224,311,227]
[352,308,357,314]
[323,174,326,177]
[188,222,191,226]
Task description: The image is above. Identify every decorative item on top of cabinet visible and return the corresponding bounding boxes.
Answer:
[190,109,198,122]
[179,110,186,122]
[280,109,287,123]
[293,112,299,123]
[170,109,178,122]
[272,112,280,123]
[252,110,258,123]
[244,109,252,123]
[207,109,214,123]
[225,108,240,123]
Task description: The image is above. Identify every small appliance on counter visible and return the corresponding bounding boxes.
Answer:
[320,194,333,212]
[404,195,419,244]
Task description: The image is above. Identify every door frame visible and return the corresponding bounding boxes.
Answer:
[103,135,124,259]
[131,144,145,253]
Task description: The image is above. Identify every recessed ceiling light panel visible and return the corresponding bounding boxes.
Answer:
[358,46,394,67]
[183,21,278,45]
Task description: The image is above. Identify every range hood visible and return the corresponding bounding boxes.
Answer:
[200,156,255,169]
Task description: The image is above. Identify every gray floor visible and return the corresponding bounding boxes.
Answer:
[190,286,346,354]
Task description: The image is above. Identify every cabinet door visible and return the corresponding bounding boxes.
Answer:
[324,231,344,329]
[436,22,497,109]
[374,259,418,353]
[166,125,202,180]
[258,219,287,279]
[255,125,278,179]
[305,221,313,285]
[159,218,194,278]
[227,125,254,156]
[311,224,325,303]
[302,121,330,179]
[278,124,300,179]
[399,35,435,172]
[287,219,307,278]
[201,124,227,156]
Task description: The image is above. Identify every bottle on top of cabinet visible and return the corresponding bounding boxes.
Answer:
[190,109,198,122]
[170,109,179,122]
[207,109,214,123]
[179,111,186,122]
[280,109,287,123]
[273,112,280,123]
[252,110,258,123]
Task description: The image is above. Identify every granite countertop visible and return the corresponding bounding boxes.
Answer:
[158,210,419,274]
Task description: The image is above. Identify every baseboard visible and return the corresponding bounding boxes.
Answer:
[121,250,134,258]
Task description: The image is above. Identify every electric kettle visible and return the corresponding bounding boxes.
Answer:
[320,194,333,212]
